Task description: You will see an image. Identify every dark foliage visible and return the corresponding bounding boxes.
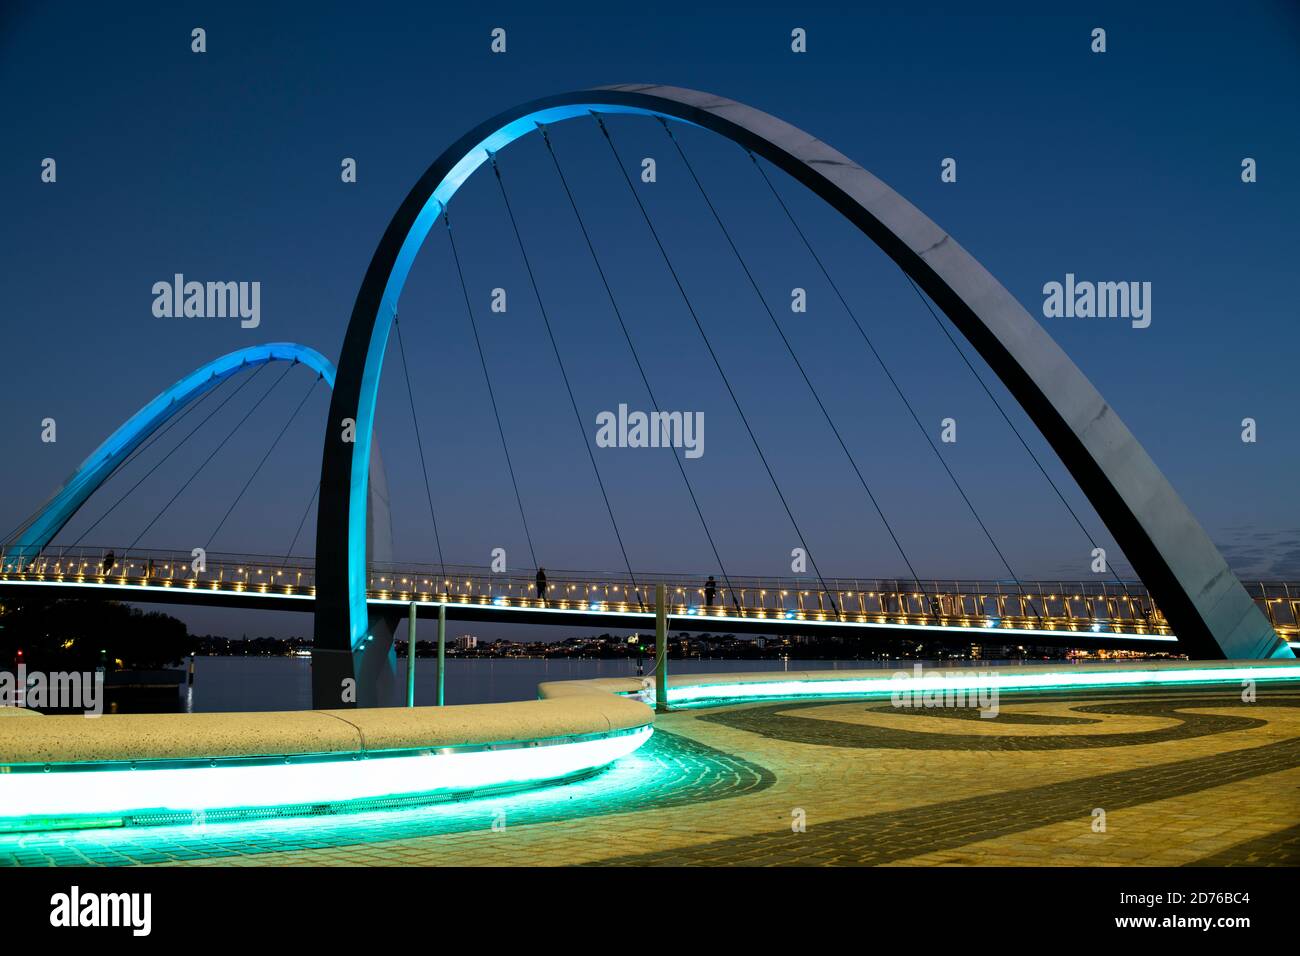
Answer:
[0,597,189,672]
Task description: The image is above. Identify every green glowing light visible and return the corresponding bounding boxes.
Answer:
[660,665,1300,706]
[0,725,652,833]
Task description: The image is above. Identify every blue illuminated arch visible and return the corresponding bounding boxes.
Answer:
[316,102,674,673]
[6,343,335,567]
[316,84,1286,710]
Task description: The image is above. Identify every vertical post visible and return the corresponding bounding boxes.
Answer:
[436,603,446,707]
[406,601,417,707]
[655,582,669,713]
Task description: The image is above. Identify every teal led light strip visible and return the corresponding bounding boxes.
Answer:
[0,725,651,833]
[661,665,1300,706]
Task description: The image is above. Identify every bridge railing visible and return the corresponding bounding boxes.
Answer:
[0,545,318,597]
[4,546,1297,641]
[364,563,1183,636]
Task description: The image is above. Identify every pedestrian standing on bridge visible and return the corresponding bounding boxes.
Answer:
[705,575,717,608]
[102,550,115,575]
[536,567,548,605]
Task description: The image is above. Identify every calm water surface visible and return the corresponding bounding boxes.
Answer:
[185,657,933,712]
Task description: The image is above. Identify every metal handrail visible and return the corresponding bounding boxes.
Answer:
[4,544,1297,639]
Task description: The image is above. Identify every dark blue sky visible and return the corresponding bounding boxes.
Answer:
[2,1,1297,639]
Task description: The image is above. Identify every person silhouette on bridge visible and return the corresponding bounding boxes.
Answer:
[102,550,115,575]
[536,567,548,605]
[705,575,717,608]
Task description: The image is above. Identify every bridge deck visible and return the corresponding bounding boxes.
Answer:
[4,549,1297,650]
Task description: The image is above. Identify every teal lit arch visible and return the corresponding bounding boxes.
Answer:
[6,343,337,568]
[315,84,1287,709]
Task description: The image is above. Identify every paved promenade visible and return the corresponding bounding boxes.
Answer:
[3,684,1297,866]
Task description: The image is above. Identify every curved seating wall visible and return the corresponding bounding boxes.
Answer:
[7,660,1298,833]
[0,686,652,831]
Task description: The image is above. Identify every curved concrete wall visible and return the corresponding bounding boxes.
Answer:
[0,708,42,719]
[0,691,651,765]
[538,677,647,700]
[4,662,1298,833]
[0,681,653,831]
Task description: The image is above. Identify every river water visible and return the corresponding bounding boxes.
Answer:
[181,656,934,712]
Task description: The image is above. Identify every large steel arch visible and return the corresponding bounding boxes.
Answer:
[315,83,1287,707]
[5,342,393,574]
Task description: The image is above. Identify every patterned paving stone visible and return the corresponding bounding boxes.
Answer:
[591,731,1300,866]
[3,684,1296,866]
[1187,822,1300,867]
[699,688,1297,751]
[884,764,1300,866]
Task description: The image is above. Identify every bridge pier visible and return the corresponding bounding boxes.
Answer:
[655,583,669,714]
[309,609,402,709]
[406,601,417,708]
[358,610,403,708]
[311,439,399,709]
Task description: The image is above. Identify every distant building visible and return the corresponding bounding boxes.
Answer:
[456,635,478,650]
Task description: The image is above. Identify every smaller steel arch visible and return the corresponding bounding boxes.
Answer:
[5,343,337,567]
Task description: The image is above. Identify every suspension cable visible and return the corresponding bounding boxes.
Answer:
[444,210,539,571]
[1,369,226,548]
[128,362,293,550]
[94,376,222,500]
[900,273,1135,603]
[392,312,447,578]
[537,122,741,610]
[904,274,1138,621]
[108,373,229,482]
[69,363,267,549]
[489,151,645,607]
[662,120,924,612]
[281,481,319,568]
[205,370,321,551]
[744,151,1040,617]
[594,113,839,616]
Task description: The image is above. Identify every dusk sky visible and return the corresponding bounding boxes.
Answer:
[2,1,1297,640]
